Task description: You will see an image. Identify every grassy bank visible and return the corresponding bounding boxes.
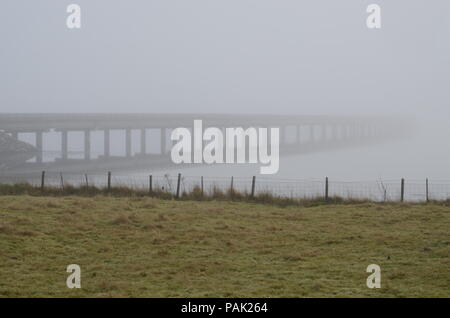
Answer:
[2,182,447,207]
[0,195,449,297]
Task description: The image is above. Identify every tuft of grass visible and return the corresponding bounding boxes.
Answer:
[111,215,130,225]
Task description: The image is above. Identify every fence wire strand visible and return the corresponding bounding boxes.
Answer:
[1,172,449,202]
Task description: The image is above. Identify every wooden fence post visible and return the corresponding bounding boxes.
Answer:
[149,175,153,194]
[230,176,234,197]
[41,171,45,190]
[84,174,89,188]
[107,171,111,191]
[426,178,429,203]
[325,177,329,201]
[201,176,204,196]
[60,172,64,190]
[400,178,405,202]
[176,173,181,199]
[251,176,256,198]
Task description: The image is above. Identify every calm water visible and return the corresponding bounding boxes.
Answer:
[133,125,449,182]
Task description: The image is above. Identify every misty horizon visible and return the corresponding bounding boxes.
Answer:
[1,1,449,118]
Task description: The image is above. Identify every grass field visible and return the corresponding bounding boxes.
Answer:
[0,195,449,297]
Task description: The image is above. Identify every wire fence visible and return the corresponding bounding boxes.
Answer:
[1,171,449,203]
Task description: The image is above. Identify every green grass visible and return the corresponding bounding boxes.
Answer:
[0,195,449,297]
[0,182,378,207]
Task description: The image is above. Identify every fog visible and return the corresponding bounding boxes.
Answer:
[1,1,449,181]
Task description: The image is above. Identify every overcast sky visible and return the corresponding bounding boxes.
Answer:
[0,0,449,116]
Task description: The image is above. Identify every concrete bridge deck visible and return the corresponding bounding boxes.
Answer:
[0,113,394,131]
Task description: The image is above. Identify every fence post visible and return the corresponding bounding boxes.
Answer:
[251,176,256,198]
[176,173,181,199]
[201,176,204,197]
[230,176,234,197]
[426,178,429,203]
[325,177,329,201]
[400,178,405,202]
[149,175,153,194]
[60,172,65,190]
[107,171,111,191]
[41,171,45,190]
[84,174,89,188]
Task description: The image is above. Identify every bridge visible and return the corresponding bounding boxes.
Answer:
[0,113,407,175]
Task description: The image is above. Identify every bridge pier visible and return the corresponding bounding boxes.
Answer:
[104,129,110,158]
[331,124,338,141]
[125,129,132,158]
[279,126,285,145]
[369,124,376,138]
[340,125,345,140]
[172,128,180,152]
[349,124,355,140]
[35,131,43,163]
[359,123,365,138]
[84,130,91,160]
[61,130,68,160]
[354,123,360,139]
[365,125,370,138]
[345,125,351,140]
[161,128,167,154]
[310,125,315,143]
[140,129,146,154]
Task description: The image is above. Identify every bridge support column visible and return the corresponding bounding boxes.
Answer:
[321,125,327,142]
[140,129,146,154]
[36,131,43,163]
[369,124,375,138]
[171,128,179,151]
[352,124,358,139]
[61,130,68,160]
[346,125,350,140]
[309,125,315,143]
[125,129,132,158]
[160,128,167,154]
[331,124,338,141]
[366,124,371,138]
[348,124,354,139]
[84,130,91,160]
[266,127,273,150]
[279,126,285,145]
[104,129,110,158]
